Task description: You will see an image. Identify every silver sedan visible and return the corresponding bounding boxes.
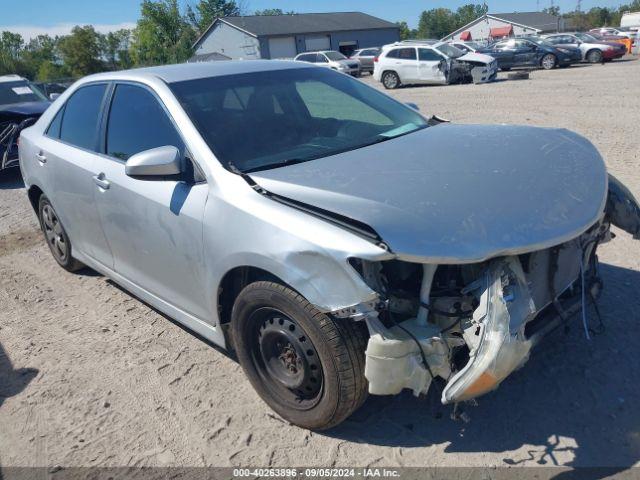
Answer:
[19,60,640,430]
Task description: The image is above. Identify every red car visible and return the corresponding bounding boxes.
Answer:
[575,32,629,59]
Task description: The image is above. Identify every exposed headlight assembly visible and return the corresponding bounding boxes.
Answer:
[442,257,536,404]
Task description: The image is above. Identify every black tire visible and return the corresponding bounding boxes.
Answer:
[38,195,84,272]
[500,67,511,72]
[541,53,557,70]
[382,71,400,89]
[586,49,603,63]
[231,281,369,430]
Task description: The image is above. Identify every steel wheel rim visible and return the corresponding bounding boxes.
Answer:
[249,308,323,410]
[542,54,555,69]
[42,204,68,262]
[384,73,397,88]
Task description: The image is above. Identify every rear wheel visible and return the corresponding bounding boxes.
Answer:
[231,281,368,430]
[38,195,83,272]
[587,49,603,63]
[382,71,400,89]
[541,53,557,70]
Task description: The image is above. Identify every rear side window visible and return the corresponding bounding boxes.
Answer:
[106,84,183,161]
[46,107,64,139]
[59,84,107,151]
[385,49,399,59]
[397,48,417,60]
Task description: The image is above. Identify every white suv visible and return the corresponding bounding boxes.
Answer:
[373,41,497,89]
[294,51,360,76]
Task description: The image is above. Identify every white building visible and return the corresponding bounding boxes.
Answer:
[442,12,567,43]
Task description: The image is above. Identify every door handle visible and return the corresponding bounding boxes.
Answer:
[36,152,47,164]
[93,174,110,190]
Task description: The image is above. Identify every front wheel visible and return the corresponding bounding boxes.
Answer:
[541,53,557,70]
[587,49,603,63]
[382,71,400,89]
[231,281,369,430]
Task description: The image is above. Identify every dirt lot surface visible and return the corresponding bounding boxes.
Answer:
[1,59,640,470]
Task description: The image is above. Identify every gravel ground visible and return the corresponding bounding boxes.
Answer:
[1,58,639,470]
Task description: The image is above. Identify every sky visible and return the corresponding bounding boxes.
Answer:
[0,0,630,40]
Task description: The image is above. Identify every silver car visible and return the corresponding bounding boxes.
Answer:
[349,47,381,74]
[19,61,640,430]
[294,50,360,76]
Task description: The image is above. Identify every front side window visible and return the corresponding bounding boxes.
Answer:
[316,54,328,63]
[106,84,183,161]
[59,84,107,151]
[170,68,427,173]
[419,48,443,61]
[0,80,47,107]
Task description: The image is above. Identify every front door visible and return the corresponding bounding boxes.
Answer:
[92,83,210,320]
[418,48,447,84]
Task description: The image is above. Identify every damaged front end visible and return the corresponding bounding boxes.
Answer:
[352,177,640,404]
[447,59,498,85]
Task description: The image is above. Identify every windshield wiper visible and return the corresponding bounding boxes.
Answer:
[241,158,308,174]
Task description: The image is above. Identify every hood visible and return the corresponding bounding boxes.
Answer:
[459,52,495,64]
[250,124,607,263]
[0,101,50,120]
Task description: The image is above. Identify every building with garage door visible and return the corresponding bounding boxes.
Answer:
[191,12,400,60]
[442,11,567,43]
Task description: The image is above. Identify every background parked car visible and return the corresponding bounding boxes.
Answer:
[0,74,50,171]
[448,40,486,53]
[478,37,581,71]
[543,33,626,63]
[374,41,497,89]
[349,47,380,74]
[294,51,360,76]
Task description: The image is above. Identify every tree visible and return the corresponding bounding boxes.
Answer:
[418,8,456,39]
[543,6,561,16]
[187,0,240,34]
[57,26,104,77]
[254,8,295,15]
[102,29,132,70]
[455,4,488,27]
[0,31,26,75]
[396,21,416,40]
[131,0,196,66]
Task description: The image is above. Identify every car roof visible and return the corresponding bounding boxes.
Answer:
[0,74,26,83]
[76,60,314,85]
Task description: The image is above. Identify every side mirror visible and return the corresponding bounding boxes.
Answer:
[125,145,182,178]
[405,102,420,111]
[49,93,60,101]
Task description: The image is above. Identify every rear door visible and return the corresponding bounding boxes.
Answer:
[514,40,537,65]
[391,47,418,82]
[488,40,515,67]
[417,48,447,83]
[91,82,209,319]
[43,83,114,266]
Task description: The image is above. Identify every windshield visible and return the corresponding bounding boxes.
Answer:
[576,33,599,42]
[324,51,347,61]
[0,80,47,107]
[170,68,428,173]
[436,44,465,58]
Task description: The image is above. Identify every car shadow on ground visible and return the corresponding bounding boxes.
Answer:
[0,342,38,409]
[325,262,640,474]
[0,168,25,190]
